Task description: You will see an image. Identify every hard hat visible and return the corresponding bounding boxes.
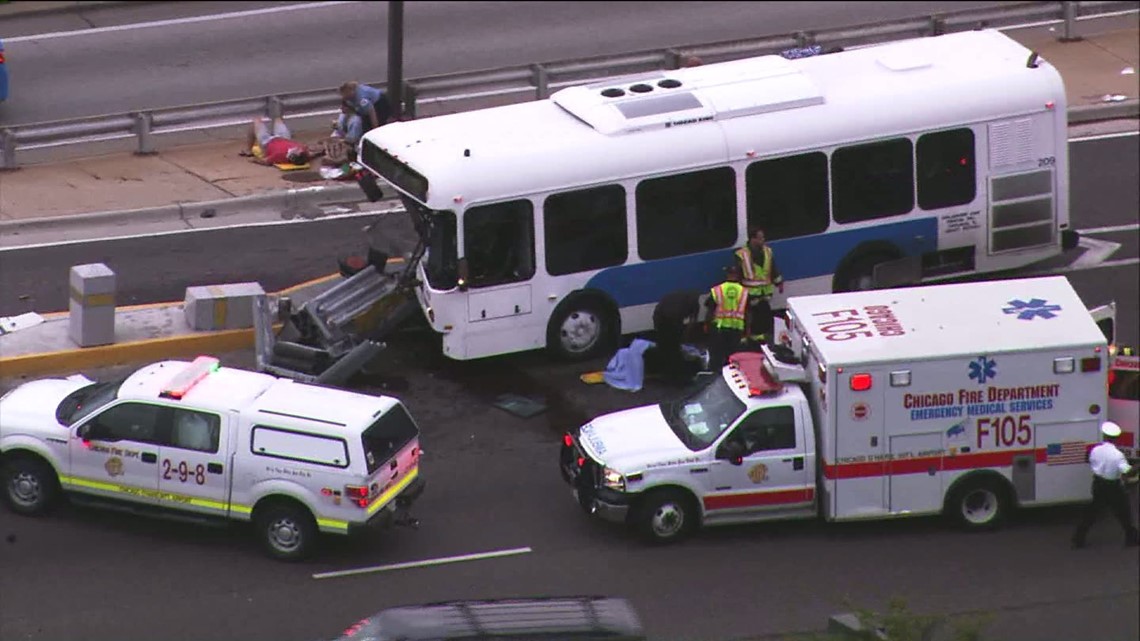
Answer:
[1101,421,1123,438]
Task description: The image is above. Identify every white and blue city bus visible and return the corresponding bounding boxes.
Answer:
[359,29,1074,362]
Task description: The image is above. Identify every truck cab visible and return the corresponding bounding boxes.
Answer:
[560,351,819,544]
[1,356,425,561]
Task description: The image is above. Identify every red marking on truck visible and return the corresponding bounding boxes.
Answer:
[822,447,1055,479]
[703,487,815,510]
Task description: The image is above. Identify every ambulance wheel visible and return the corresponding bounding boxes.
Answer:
[1,456,59,516]
[255,500,317,561]
[547,296,618,362]
[635,489,697,544]
[947,477,1009,531]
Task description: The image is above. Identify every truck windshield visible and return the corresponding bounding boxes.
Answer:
[660,374,746,451]
[403,196,458,290]
[55,377,126,426]
[361,403,419,474]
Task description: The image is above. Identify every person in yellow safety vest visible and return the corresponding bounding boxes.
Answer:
[703,264,750,370]
[735,226,784,343]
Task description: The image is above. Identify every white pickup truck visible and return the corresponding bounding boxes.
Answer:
[0,356,425,560]
[561,277,1114,543]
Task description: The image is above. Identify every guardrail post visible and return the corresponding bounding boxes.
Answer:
[1059,1,1083,42]
[403,83,418,121]
[531,64,550,100]
[930,15,946,36]
[0,129,17,171]
[795,31,815,48]
[267,96,284,120]
[133,112,157,156]
[665,49,684,70]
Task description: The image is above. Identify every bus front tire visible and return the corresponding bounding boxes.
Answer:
[547,297,617,362]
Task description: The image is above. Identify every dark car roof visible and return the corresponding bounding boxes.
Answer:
[336,596,645,640]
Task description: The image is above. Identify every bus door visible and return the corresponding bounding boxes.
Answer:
[461,199,539,357]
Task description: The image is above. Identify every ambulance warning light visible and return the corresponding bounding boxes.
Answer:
[1080,357,1101,373]
[1053,357,1075,374]
[850,373,873,392]
[160,356,221,399]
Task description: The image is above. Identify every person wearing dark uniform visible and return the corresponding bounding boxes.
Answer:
[735,226,784,343]
[652,290,702,383]
[1071,421,1140,549]
[703,265,749,369]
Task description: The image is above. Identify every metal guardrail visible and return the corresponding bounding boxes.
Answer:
[0,1,1136,169]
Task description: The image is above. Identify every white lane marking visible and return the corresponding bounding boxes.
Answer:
[1079,223,1139,235]
[312,546,533,580]
[1031,257,1140,275]
[4,1,359,43]
[1070,131,1140,143]
[1072,236,1122,268]
[8,5,1134,44]
[0,208,397,253]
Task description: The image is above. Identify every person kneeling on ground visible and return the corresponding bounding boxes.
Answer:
[332,101,364,147]
[244,117,321,166]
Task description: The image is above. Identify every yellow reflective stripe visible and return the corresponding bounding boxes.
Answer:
[316,517,349,532]
[59,476,250,515]
[366,466,420,517]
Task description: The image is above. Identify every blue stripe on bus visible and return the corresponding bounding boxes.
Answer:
[584,217,938,308]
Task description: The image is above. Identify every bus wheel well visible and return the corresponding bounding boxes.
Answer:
[833,242,904,293]
[546,290,621,362]
[943,471,1015,531]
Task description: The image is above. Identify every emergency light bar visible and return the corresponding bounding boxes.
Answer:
[160,356,221,399]
[728,352,781,397]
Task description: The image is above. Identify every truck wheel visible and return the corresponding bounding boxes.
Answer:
[635,489,697,544]
[947,478,1009,531]
[547,297,617,362]
[1,457,59,516]
[256,502,317,561]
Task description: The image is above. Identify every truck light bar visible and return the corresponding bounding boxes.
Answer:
[727,352,781,397]
[159,356,221,399]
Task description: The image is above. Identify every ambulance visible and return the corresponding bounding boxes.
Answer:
[0,356,425,561]
[560,277,1111,543]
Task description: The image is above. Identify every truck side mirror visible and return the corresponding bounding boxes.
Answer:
[717,439,746,466]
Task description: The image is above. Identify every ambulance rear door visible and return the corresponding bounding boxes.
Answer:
[829,363,888,520]
[881,358,955,516]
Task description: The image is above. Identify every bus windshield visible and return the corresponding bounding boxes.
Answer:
[402,196,458,291]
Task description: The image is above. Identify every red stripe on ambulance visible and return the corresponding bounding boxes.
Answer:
[822,447,1057,480]
[703,487,815,510]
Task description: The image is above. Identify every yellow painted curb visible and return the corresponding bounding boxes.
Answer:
[1,257,411,379]
[0,329,259,379]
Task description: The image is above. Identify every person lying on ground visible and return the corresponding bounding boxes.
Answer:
[243,117,321,166]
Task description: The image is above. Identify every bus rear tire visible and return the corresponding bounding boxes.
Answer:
[547,296,618,362]
[835,252,894,293]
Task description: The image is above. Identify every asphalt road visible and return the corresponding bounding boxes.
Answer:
[1,333,1138,641]
[0,1,1013,126]
[0,134,1137,641]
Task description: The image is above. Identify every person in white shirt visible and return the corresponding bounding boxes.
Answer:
[1071,421,1140,549]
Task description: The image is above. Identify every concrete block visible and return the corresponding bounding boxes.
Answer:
[68,263,116,347]
[184,282,266,330]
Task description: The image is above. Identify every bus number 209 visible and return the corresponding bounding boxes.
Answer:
[976,415,1031,449]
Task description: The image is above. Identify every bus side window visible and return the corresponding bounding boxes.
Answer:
[746,151,830,240]
[465,199,536,288]
[636,167,737,260]
[917,128,976,210]
[831,138,914,224]
[544,184,628,276]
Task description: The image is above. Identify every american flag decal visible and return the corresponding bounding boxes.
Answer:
[1046,442,1088,466]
